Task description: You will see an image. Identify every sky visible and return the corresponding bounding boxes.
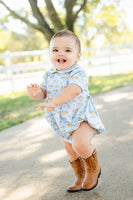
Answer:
[0,0,133,33]
[1,0,37,10]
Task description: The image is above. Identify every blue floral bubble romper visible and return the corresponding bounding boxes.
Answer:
[40,64,105,143]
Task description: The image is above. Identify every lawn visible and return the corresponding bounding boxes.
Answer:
[0,71,133,131]
[89,71,133,95]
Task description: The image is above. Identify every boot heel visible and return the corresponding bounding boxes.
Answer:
[98,168,101,178]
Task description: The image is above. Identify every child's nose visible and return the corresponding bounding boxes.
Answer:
[58,51,65,56]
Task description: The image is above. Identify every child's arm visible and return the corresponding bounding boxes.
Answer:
[27,83,46,101]
[52,84,82,106]
[36,84,82,111]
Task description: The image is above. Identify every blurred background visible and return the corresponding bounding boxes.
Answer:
[0,0,133,131]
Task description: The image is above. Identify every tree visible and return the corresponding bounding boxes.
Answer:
[1,0,130,48]
[76,2,128,47]
[0,0,88,42]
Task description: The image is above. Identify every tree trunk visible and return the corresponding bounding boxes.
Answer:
[65,0,87,32]
[0,0,87,42]
[44,0,64,32]
[29,0,54,41]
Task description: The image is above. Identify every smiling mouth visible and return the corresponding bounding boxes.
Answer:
[57,58,66,63]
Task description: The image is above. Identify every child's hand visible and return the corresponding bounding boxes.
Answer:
[27,84,41,97]
[36,102,57,113]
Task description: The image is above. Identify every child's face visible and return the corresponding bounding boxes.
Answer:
[49,36,81,71]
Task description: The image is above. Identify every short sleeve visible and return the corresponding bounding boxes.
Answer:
[39,71,48,90]
[69,68,88,91]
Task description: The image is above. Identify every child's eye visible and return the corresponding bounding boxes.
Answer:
[66,49,71,52]
[53,49,58,52]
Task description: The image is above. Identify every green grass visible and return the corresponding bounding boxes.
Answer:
[89,71,133,96]
[0,71,133,131]
[0,91,44,131]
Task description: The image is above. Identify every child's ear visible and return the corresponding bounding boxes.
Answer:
[75,52,82,63]
[77,52,82,60]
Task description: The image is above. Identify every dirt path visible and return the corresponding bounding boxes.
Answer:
[0,85,133,200]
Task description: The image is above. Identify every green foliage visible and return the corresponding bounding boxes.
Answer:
[96,5,120,26]
[77,1,133,47]
[0,28,48,53]
[0,30,10,52]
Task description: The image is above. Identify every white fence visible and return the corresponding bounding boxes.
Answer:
[0,44,133,94]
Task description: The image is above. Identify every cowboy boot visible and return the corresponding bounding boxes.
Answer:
[82,149,101,191]
[67,157,85,192]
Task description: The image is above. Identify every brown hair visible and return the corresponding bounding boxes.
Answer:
[50,29,81,53]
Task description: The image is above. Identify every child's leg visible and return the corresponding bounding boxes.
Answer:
[72,121,95,158]
[61,139,85,192]
[62,140,79,162]
[72,121,101,191]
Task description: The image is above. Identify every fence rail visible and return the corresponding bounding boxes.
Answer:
[0,44,133,94]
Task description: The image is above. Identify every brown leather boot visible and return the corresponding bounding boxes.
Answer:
[82,149,101,191]
[67,157,85,192]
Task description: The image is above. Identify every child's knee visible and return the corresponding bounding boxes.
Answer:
[72,138,84,154]
[72,135,92,155]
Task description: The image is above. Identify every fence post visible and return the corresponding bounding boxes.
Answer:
[5,51,15,93]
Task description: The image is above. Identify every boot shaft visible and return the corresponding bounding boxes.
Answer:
[82,149,101,191]
[70,157,85,178]
[83,149,100,172]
